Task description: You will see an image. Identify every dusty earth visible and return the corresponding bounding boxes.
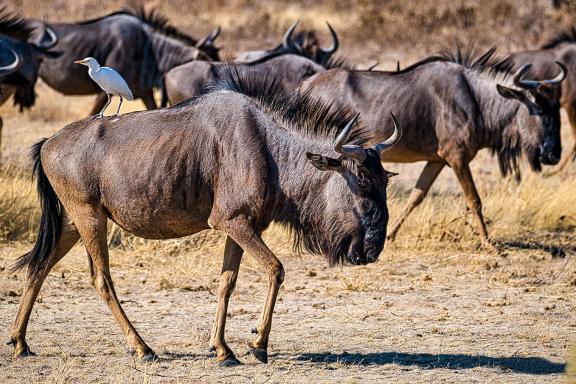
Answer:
[0,229,574,383]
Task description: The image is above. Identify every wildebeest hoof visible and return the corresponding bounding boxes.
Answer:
[219,356,241,367]
[139,351,158,363]
[14,347,35,358]
[249,347,268,364]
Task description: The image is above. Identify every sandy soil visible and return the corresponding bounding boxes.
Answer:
[0,230,574,383]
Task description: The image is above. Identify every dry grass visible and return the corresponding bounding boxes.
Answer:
[0,0,575,382]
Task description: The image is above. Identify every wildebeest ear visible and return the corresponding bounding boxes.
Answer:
[306,152,343,172]
[496,84,525,100]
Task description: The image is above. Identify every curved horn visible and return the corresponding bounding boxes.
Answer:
[512,64,540,90]
[0,43,21,76]
[282,21,299,50]
[372,113,402,155]
[37,26,58,50]
[320,22,338,56]
[541,61,567,87]
[196,26,221,47]
[334,113,366,162]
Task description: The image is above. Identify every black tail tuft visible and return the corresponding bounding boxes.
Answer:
[11,138,63,278]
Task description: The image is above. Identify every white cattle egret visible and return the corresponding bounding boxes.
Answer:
[74,57,133,119]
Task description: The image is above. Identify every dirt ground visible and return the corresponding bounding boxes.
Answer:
[0,228,574,383]
[0,1,576,382]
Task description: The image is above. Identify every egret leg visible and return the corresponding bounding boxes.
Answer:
[95,94,112,119]
[112,96,123,117]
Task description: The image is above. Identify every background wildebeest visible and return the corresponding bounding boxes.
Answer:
[495,28,576,174]
[300,47,565,250]
[27,6,219,115]
[164,54,325,104]
[234,21,339,65]
[0,9,61,160]
[8,70,401,366]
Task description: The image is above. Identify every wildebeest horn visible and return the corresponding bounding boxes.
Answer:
[334,113,366,162]
[0,43,21,75]
[282,21,299,50]
[37,26,58,50]
[321,22,338,55]
[196,26,221,47]
[372,113,402,155]
[511,64,536,89]
[540,61,567,87]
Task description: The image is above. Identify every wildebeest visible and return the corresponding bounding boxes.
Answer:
[28,6,218,115]
[300,47,565,249]
[8,70,401,365]
[495,28,576,173]
[0,10,61,160]
[165,54,326,104]
[234,21,339,66]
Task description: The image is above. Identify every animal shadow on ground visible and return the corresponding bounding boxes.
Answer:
[294,352,565,374]
[500,239,576,258]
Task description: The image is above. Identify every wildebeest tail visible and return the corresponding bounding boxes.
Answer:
[11,138,63,278]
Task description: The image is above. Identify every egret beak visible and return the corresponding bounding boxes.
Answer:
[73,59,87,65]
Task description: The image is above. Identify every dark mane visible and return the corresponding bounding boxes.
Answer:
[0,6,35,41]
[205,67,371,146]
[395,45,511,79]
[320,55,353,70]
[77,6,197,45]
[541,27,576,49]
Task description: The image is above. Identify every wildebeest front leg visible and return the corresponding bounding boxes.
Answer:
[73,207,156,360]
[141,88,157,110]
[9,215,79,357]
[387,161,445,241]
[209,236,244,366]
[220,215,285,364]
[449,160,497,251]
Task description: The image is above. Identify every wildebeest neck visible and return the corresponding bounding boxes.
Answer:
[149,31,206,75]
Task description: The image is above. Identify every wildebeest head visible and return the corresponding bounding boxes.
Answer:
[306,113,401,265]
[496,62,566,170]
[0,10,61,110]
[3,36,62,111]
[195,26,221,61]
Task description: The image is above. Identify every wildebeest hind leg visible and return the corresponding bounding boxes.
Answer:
[73,206,156,360]
[209,236,244,366]
[449,160,497,252]
[218,215,284,364]
[387,161,445,241]
[9,213,79,357]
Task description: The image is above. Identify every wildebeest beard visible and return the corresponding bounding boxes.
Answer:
[495,127,543,176]
[13,84,35,111]
[287,215,354,266]
[286,197,387,266]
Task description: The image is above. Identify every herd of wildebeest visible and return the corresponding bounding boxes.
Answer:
[0,5,574,366]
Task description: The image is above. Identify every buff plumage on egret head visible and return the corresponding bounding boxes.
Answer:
[74,57,133,119]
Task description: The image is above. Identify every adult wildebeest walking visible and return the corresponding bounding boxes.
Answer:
[29,6,218,115]
[165,54,325,104]
[234,21,339,65]
[300,48,565,249]
[495,28,576,173]
[8,70,401,366]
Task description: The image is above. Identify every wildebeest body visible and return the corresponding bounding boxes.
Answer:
[165,54,325,104]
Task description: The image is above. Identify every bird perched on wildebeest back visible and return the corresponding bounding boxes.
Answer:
[74,57,133,119]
